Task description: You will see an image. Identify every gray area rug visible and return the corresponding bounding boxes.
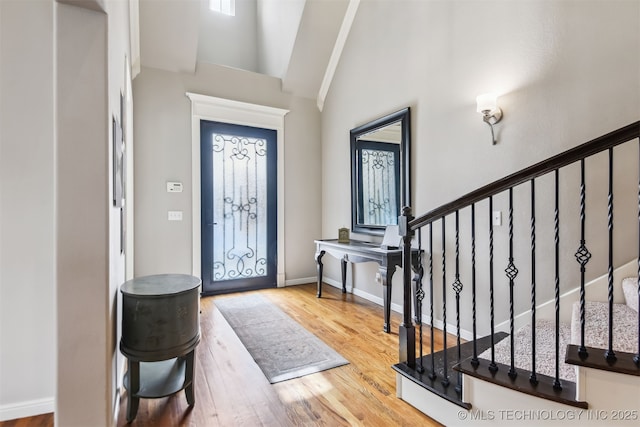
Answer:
[215,294,349,383]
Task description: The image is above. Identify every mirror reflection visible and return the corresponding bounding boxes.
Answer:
[350,108,411,236]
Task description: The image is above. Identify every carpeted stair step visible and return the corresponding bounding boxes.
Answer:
[478,319,575,382]
[570,300,638,353]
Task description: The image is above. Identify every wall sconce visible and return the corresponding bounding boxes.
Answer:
[476,93,503,145]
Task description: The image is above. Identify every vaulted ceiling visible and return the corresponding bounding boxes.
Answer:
[137,0,354,105]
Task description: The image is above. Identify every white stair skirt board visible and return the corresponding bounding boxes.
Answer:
[0,397,54,422]
[398,371,639,426]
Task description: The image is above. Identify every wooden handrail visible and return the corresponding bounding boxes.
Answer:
[410,121,640,230]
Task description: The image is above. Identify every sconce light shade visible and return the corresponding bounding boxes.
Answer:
[476,93,503,145]
[476,93,498,113]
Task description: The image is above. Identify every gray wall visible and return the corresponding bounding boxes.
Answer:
[133,63,322,282]
[321,0,640,330]
[0,0,55,417]
[0,0,131,423]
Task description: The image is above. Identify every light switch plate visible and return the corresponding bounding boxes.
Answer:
[493,210,502,226]
[168,211,183,221]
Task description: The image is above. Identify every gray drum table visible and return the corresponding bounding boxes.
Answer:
[120,274,201,422]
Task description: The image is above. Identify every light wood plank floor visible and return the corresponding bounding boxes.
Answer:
[2,283,443,426]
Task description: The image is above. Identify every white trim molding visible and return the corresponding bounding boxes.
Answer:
[317,0,360,111]
[0,398,54,422]
[186,93,289,287]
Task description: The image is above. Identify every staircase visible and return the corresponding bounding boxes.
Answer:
[394,122,640,426]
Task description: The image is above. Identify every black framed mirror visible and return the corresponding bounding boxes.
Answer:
[350,107,411,236]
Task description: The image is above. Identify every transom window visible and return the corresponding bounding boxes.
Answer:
[209,0,235,16]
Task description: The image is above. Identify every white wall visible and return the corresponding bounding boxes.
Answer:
[133,62,321,283]
[0,0,56,420]
[321,0,640,326]
[256,0,305,78]
[198,0,258,72]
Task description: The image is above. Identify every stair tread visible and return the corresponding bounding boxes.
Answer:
[478,319,575,382]
[570,300,638,353]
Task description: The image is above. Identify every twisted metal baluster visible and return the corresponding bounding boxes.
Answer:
[453,210,464,393]
[441,217,450,387]
[489,196,498,373]
[575,159,591,359]
[505,187,518,380]
[429,223,436,380]
[605,148,617,363]
[530,179,538,385]
[471,203,479,368]
[553,170,562,390]
[416,228,425,374]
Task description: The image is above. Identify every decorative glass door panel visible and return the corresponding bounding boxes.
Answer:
[354,140,401,229]
[200,121,277,295]
[360,147,398,225]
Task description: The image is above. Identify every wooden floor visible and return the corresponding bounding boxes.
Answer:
[2,283,443,426]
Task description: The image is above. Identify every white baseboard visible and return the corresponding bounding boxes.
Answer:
[284,276,316,286]
[0,397,54,422]
[322,278,405,314]
[290,276,475,340]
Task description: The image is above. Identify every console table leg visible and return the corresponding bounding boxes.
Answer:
[341,258,348,293]
[184,350,196,406]
[126,360,140,422]
[380,266,396,333]
[315,250,326,297]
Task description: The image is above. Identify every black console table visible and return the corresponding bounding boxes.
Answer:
[314,239,421,333]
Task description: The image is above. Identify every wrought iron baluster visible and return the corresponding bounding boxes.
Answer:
[605,148,617,363]
[416,228,425,374]
[441,217,450,387]
[471,203,479,368]
[489,196,498,373]
[554,170,562,390]
[530,179,538,385]
[429,223,436,380]
[575,159,591,358]
[453,210,464,393]
[505,187,518,379]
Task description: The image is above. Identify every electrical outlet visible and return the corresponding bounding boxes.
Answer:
[493,210,502,226]
[168,211,183,221]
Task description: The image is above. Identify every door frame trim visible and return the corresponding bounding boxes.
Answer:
[186,93,289,287]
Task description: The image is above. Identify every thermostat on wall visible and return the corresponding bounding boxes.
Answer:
[166,182,183,193]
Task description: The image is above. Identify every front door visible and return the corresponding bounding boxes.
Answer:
[200,120,277,295]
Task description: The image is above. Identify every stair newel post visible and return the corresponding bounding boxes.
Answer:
[441,216,450,387]
[399,206,416,368]
[505,187,518,380]
[605,148,617,363]
[429,223,437,379]
[488,196,498,373]
[415,228,425,374]
[530,179,538,385]
[553,170,562,390]
[470,203,479,368]
[453,210,464,393]
[575,159,591,359]
[636,139,640,367]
